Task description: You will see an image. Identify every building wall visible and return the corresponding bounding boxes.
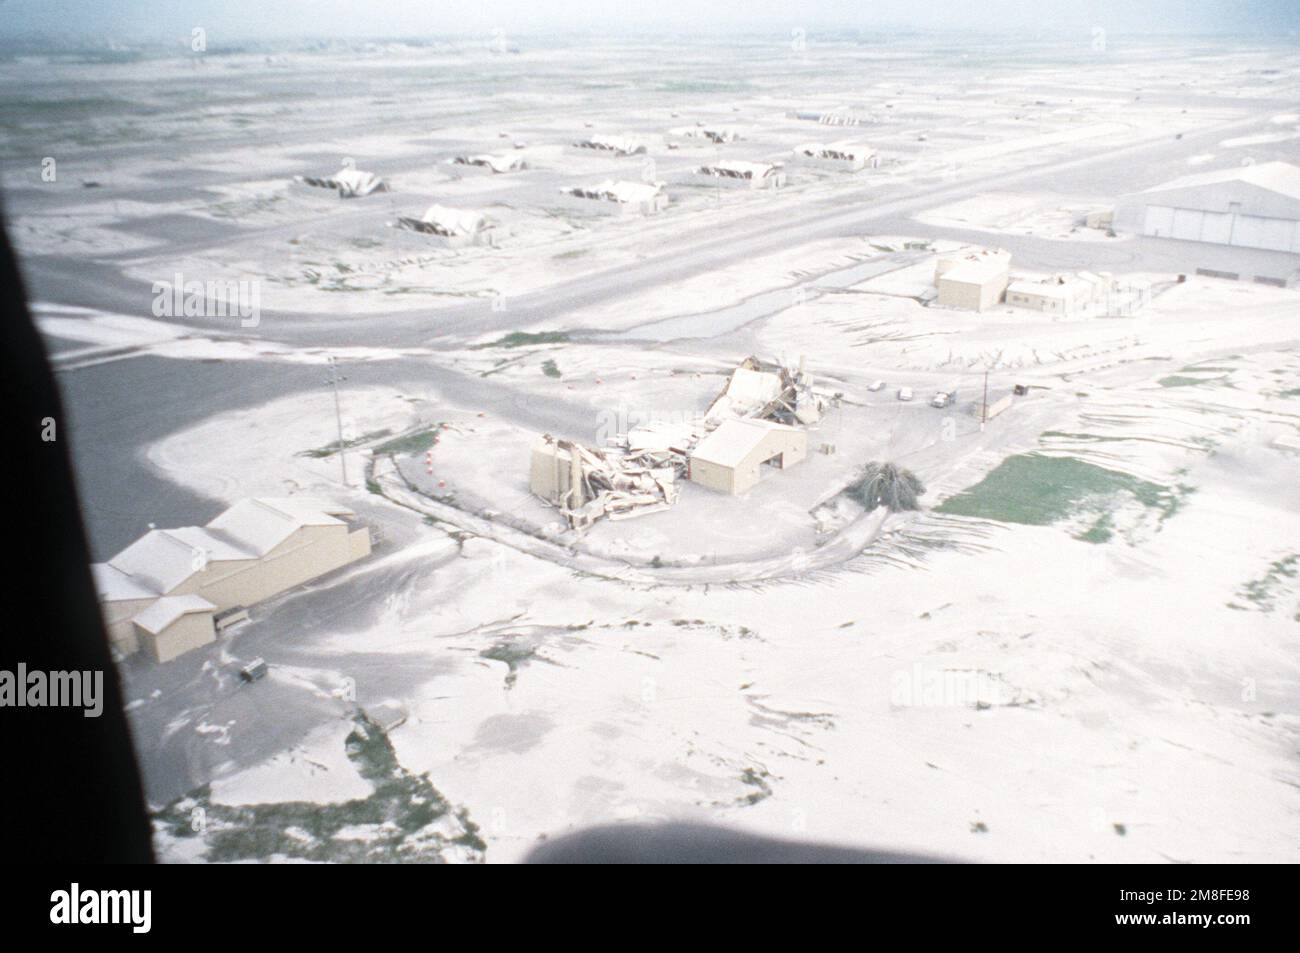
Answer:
[100,598,153,656]
[172,524,359,612]
[529,443,572,503]
[938,272,1007,312]
[139,611,216,664]
[688,457,735,494]
[690,429,808,495]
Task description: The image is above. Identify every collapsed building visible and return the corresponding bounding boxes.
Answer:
[670,125,742,144]
[561,179,668,215]
[395,204,493,246]
[528,356,827,526]
[449,153,527,173]
[571,134,647,156]
[788,110,870,126]
[296,167,389,198]
[793,142,879,171]
[693,160,786,190]
[529,437,682,529]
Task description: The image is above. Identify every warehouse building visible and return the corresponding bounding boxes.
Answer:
[688,419,807,495]
[1115,161,1300,252]
[935,249,1012,311]
[693,160,786,190]
[93,498,371,663]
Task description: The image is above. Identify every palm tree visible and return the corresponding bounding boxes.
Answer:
[847,462,925,512]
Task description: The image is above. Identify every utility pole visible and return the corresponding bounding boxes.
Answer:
[981,367,990,432]
[325,357,348,486]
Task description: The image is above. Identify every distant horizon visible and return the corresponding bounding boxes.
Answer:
[1,0,1298,46]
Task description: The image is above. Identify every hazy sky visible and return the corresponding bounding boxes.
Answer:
[2,0,1299,43]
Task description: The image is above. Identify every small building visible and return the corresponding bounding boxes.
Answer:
[296,167,389,198]
[935,249,1012,311]
[93,498,371,663]
[132,595,217,665]
[693,160,786,190]
[1006,273,1103,314]
[793,141,878,171]
[571,134,647,156]
[561,180,668,215]
[688,419,807,495]
[449,153,526,173]
[396,204,493,246]
[1114,161,1300,253]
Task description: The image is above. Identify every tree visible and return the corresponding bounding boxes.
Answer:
[846,462,925,512]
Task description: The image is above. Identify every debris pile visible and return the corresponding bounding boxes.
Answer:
[529,436,683,529]
[705,355,827,426]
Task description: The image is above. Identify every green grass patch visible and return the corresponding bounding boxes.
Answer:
[373,427,439,456]
[936,453,1188,538]
[299,428,392,458]
[471,331,570,350]
[152,713,484,862]
[1231,553,1299,613]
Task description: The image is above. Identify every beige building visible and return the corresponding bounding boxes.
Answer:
[935,249,1011,311]
[93,498,371,663]
[688,419,807,495]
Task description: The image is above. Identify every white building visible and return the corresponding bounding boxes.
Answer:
[688,419,807,495]
[1115,161,1300,253]
[1006,272,1110,314]
[935,249,1012,311]
[693,160,786,190]
[793,141,878,171]
[396,204,493,246]
[93,498,371,663]
[561,180,668,215]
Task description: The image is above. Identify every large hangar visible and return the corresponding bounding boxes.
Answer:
[1115,161,1300,253]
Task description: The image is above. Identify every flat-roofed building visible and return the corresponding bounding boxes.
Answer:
[935,249,1012,311]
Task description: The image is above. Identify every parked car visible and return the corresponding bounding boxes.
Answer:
[897,387,913,401]
[868,380,886,392]
[931,390,955,408]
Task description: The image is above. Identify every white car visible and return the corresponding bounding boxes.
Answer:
[930,391,952,408]
[868,380,886,392]
[897,387,913,401]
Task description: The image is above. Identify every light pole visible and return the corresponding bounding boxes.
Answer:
[325,357,348,486]
[981,367,990,432]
